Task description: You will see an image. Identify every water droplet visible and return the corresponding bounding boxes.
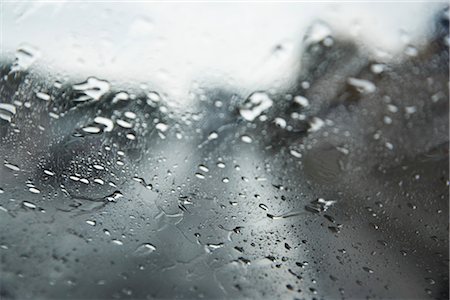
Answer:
[387,104,398,113]
[371,63,385,74]
[239,92,273,121]
[112,239,123,246]
[385,142,394,150]
[36,92,51,101]
[274,117,287,129]
[305,198,336,213]
[94,117,114,132]
[259,203,268,211]
[112,91,129,103]
[73,77,110,102]
[4,162,20,171]
[347,78,376,94]
[146,91,161,104]
[198,165,209,172]
[308,117,324,132]
[69,175,80,181]
[106,191,123,202]
[155,123,168,132]
[124,111,137,119]
[241,135,253,143]
[0,103,17,123]
[93,178,104,185]
[116,119,133,129]
[195,173,205,179]
[133,243,156,256]
[208,131,218,140]
[28,187,40,194]
[363,267,374,274]
[22,201,37,209]
[43,169,55,176]
[126,133,136,140]
[11,45,40,72]
[293,95,310,107]
[304,21,332,45]
[290,149,302,158]
[82,126,101,134]
[405,106,417,114]
[132,177,153,190]
[217,162,226,168]
[383,116,392,125]
[86,220,96,226]
[205,243,224,252]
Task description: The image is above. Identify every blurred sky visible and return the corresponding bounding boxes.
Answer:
[1,2,446,101]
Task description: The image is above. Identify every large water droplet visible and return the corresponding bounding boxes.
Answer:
[73,77,110,102]
[133,243,156,256]
[239,92,273,121]
[0,104,17,123]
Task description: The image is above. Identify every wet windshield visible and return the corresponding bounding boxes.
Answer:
[0,3,449,299]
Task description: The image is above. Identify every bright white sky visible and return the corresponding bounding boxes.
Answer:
[2,2,446,102]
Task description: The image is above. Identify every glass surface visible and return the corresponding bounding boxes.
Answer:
[0,2,448,299]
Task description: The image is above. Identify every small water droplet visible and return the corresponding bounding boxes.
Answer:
[274,117,287,129]
[82,126,102,134]
[112,239,123,246]
[22,201,37,209]
[205,243,224,252]
[43,169,55,176]
[198,165,209,172]
[293,95,310,107]
[208,132,218,140]
[347,78,376,94]
[124,111,137,119]
[93,178,104,185]
[133,243,156,256]
[86,220,96,226]
[4,162,20,171]
[36,92,51,101]
[28,187,40,194]
[308,117,324,132]
[195,173,205,179]
[116,119,133,129]
[132,177,153,190]
[290,149,302,158]
[126,133,136,140]
[241,135,253,143]
[371,63,385,74]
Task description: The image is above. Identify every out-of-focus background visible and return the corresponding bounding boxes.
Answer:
[2,2,445,99]
[0,2,448,300]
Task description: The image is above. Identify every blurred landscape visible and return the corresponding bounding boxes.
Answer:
[0,3,448,300]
